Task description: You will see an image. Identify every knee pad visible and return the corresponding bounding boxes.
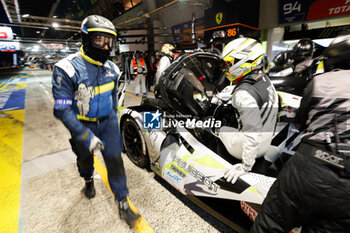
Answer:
[104,155,126,177]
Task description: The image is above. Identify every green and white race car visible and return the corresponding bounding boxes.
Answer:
[118,52,304,232]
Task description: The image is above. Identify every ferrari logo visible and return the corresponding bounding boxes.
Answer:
[216,12,223,25]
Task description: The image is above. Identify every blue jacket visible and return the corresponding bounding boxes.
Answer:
[52,48,120,148]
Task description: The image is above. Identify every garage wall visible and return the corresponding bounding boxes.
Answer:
[259,0,279,29]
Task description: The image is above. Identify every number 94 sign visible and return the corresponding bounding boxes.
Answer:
[279,0,306,24]
[279,0,350,25]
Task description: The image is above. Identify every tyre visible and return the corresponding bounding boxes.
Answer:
[122,117,149,168]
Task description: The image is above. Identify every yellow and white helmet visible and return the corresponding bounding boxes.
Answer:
[221,38,264,82]
[161,43,175,56]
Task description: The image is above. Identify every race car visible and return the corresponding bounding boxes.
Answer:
[118,52,303,232]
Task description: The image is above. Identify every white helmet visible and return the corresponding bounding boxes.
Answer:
[221,38,264,82]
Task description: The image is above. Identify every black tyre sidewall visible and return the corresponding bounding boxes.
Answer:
[122,117,149,168]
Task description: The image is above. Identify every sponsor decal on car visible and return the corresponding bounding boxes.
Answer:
[240,201,258,222]
[173,156,220,192]
[171,164,186,178]
[166,171,182,184]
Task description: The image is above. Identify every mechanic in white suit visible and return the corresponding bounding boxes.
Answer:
[219,38,279,184]
[154,43,174,86]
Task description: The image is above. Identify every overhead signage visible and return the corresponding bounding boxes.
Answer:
[306,0,350,21]
[0,42,20,51]
[216,12,223,25]
[279,0,350,24]
[0,26,14,40]
[42,43,65,50]
[171,18,205,43]
[211,27,239,40]
[205,0,259,31]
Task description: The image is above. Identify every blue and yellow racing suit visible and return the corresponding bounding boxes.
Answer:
[52,48,127,201]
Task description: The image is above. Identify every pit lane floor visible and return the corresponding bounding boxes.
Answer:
[0,68,236,233]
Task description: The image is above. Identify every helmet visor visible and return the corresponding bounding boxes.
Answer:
[91,33,115,50]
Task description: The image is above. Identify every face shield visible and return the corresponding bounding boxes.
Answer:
[90,32,115,51]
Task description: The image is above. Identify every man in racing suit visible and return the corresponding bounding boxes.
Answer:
[52,15,140,227]
[269,38,314,77]
[251,32,350,233]
[219,38,279,184]
[154,43,174,86]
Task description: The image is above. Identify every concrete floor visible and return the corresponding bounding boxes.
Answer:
[1,68,236,233]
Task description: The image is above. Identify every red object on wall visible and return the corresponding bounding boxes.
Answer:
[0,32,8,39]
[306,0,350,21]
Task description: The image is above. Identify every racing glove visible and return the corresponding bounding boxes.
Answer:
[89,136,105,156]
[224,163,251,184]
[77,128,104,155]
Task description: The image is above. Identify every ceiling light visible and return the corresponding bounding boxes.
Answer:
[52,22,59,28]
[36,31,40,34]
[22,14,29,18]
[53,15,57,18]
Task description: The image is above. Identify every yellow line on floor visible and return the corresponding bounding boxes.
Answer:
[125,92,142,100]
[0,110,25,233]
[93,156,155,233]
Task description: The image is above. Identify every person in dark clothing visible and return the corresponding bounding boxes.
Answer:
[142,51,153,91]
[251,32,350,233]
[269,38,314,77]
[52,15,140,228]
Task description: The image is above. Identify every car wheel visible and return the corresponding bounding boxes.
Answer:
[122,117,149,168]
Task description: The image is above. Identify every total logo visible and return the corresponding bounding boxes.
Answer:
[166,171,182,183]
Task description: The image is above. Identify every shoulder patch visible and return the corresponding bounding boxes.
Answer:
[104,62,111,69]
[110,61,121,75]
[55,53,78,78]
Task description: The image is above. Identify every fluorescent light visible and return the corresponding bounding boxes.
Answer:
[52,22,59,28]
[271,80,284,84]
[22,14,29,18]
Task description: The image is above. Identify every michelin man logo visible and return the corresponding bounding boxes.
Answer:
[56,76,62,87]
[74,83,95,116]
[143,110,161,129]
